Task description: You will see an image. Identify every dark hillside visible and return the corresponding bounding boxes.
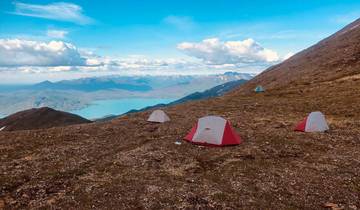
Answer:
[0,107,91,131]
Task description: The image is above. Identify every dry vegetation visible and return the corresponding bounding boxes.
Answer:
[0,107,91,132]
[0,76,359,209]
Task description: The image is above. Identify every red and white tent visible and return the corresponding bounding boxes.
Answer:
[294,111,329,132]
[184,116,242,146]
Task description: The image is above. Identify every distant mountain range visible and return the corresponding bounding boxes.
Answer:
[0,72,254,116]
[169,79,247,104]
[32,79,153,92]
[0,72,253,93]
[96,78,248,122]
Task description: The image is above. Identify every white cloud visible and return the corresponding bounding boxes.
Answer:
[0,38,269,78]
[283,52,294,60]
[48,66,77,72]
[163,15,195,30]
[47,29,68,39]
[11,2,94,25]
[177,38,280,65]
[332,11,360,24]
[0,39,192,69]
[0,39,86,66]
[0,58,264,83]
[85,58,103,66]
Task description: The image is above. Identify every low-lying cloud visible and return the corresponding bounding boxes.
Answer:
[177,38,280,65]
[0,38,273,78]
[0,39,197,71]
[0,39,86,66]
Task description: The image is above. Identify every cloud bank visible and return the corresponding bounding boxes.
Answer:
[0,38,282,79]
[177,38,280,65]
[12,2,94,25]
[0,39,86,66]
[0,39,198,74]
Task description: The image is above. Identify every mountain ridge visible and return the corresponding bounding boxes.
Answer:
[96,79,248,121]
[237,18,360,93]
[0,107,91,131]
[0,72,254,116]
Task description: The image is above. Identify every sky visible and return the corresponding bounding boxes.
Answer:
[0,0,359,83]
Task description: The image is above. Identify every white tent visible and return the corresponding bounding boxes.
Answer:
[147,110,170,123]
[295,111,329,132]
[184,116,241,146]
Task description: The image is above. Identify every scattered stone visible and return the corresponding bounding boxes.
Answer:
[324,203,343,210]
[0,199,5,209]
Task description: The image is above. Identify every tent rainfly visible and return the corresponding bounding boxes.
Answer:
[294,111,329,132]
[147,110,170,123]
[184,116,242,146]
[254,85,265,93]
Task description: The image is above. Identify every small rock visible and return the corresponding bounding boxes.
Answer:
[349,205,357,210]
[46,198,56,205]
[324,202,343,210]
[0,199,5,209]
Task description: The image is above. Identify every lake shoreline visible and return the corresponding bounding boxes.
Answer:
[71,98,176,120]
[0,98,176,120]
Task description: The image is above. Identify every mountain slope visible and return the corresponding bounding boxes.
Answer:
[239,18,360,92]
[95,79,248,122]
[171,79,248,104]
[0,107,91,131]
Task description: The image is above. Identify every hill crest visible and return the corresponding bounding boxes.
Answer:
[238,18,360,93]
[0,107,91,131]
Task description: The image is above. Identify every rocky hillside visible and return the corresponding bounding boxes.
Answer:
[0,107,91,131]
[0,19,360,209]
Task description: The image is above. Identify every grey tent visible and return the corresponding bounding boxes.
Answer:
[147,110,170,123]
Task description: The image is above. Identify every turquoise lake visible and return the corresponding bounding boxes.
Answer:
[71,98,175,120]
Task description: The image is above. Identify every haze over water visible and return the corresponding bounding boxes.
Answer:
[72,98,175,119]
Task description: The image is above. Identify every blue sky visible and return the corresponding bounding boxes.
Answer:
[0,0,359,83]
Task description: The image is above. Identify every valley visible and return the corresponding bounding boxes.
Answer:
[0,72,252,117]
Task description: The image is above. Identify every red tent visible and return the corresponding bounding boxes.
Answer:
[184,116,242,146]
[295,111,329,132]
